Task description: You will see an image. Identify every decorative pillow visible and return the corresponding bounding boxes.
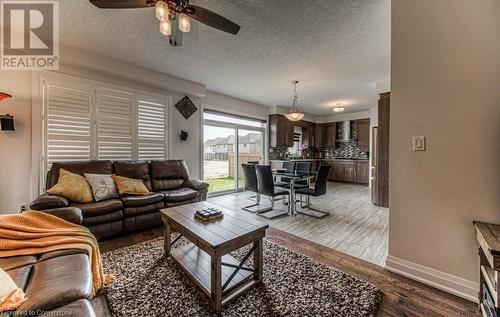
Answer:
[47,169,94,203]
[0,268,26,311]
[84,173,119,202]
[112,175,150,196]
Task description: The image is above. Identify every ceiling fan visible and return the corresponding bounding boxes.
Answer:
[89,0,241,47]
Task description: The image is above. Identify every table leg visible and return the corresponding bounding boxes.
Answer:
[211,256,222,311]
[254,239,264,282]
[164,221,172,257]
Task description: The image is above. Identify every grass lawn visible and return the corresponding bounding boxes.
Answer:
[205,176,243,193]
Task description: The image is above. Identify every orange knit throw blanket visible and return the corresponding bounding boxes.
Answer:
[0,211,111,295]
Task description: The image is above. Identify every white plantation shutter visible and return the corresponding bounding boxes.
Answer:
[40,74,169,190]
[97,88,134,160]
[44,83,92,167]
[137,97,168,160]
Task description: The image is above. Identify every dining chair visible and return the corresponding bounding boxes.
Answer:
[275,161,295,188]
[241,164,272,214]
[255,165,290,216]
[295,164,331,218]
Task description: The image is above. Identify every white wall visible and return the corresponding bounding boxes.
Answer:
[388,0,500,301]
[0,49,269,214]
[0,71,32,214]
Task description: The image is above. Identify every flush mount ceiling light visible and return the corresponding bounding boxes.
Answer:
[90,0,240,47]
[284,81,306,122]
[332,103,345,112]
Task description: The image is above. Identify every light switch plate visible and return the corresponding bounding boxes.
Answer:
[412,136,426,151]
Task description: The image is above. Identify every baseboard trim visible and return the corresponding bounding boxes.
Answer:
[385,255,478,303]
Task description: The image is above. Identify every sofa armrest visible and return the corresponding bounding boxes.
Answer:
[30,193,69,210]
[184,179,209,191]
[40,207,83,225]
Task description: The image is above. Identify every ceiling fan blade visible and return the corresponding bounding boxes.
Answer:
[89,0,151,9]
[187,4,240,35]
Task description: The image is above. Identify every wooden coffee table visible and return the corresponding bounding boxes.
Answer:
[160,202,269,311]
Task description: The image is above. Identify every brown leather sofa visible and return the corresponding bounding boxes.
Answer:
[0,208,111,317]
[30,159,208,240]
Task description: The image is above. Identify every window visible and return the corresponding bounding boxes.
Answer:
[40,75,168,190]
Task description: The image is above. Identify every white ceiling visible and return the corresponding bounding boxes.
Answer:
[58,0,390,116]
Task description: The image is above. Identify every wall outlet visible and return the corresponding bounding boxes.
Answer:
[18,203,29,213]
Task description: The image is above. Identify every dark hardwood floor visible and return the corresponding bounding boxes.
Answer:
[100,226,478,317]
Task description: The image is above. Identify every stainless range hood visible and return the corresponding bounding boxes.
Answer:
[336,120,351,142]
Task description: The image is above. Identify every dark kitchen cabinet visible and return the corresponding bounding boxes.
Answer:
[355,160,369,184]
[269,114,294,147]
[356,119,370,148]
[302,126,315,147]
[324,122,336,147]
[328,160,369,184]
[314,124,325,148]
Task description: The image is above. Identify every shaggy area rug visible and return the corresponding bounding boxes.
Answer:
[102,237,381,317]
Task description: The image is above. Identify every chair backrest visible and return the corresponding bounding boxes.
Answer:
[241,164,258,193]
[314,165,331,196]
[247,161,259,165]
[255,165,275,196]
[295,161,312,173]
[282,161,295,172]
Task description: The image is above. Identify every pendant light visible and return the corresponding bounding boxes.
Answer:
[284,81,306,121]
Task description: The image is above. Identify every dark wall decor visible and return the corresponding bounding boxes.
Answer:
[175,96,197,119]
[179,130,189,141]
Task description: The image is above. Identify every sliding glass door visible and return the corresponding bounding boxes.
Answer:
[203,125,237,194]
[203,111,266,196]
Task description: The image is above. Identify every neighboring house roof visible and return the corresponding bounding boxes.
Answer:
[204,133,261,146]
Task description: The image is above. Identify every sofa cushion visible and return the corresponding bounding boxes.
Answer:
[70,199,123,218]
[162,187,199,202]
[50,299,96,317]
[16,253,92,313]
[121,193,164,207]
[113,161,152,191]
[47,161,113,189]
[0,255,37,271]
[150,160,190,191]
[82,210,123,226]
[30,193,69,210]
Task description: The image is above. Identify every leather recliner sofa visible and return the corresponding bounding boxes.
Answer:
[30,159,208,240]
[0,208,111,317]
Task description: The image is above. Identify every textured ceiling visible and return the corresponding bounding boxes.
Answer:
[58,0,390,116]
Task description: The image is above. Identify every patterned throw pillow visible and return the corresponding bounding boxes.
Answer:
[84,173,119,202]
[47,169,94,203]
[112,175,150,196]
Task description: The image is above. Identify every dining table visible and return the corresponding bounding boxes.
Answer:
[272,170,316,215]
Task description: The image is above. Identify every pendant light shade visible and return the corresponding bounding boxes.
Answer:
[284,81,305,121]
[155,1,169,21]
[178,13,191,33]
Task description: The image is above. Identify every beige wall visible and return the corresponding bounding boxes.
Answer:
[0,71,32,214]
[390,0,500,288]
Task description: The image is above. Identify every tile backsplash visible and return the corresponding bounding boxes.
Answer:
[324,140,369,160]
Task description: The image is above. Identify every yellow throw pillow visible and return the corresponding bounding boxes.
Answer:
[47,168,94,203]
[0,268,26,311]
[112,175,150,196]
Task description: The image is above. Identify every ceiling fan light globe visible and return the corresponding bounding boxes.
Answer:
[332,107,344,112]
[155,1,169,21]
[160,20,172,36]
[179,13,191,33]
[284,112,306,121]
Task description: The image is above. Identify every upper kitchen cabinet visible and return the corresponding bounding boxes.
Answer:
[314,124,325,148]
[356,119,370,148]
[269,114,294,147]
[324,122,336,147]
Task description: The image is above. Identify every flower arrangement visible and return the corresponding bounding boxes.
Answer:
[298,144,308,151]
